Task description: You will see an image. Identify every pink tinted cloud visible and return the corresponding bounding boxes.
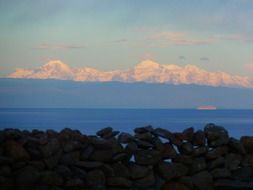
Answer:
[151,32,215,46]
[218,34,253,43]
[246,62,253,71]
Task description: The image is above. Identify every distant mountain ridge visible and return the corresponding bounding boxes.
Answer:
[8,60,253,88]
[1,78,253,108]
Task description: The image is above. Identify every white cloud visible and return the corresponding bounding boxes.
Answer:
[8,60,253,88]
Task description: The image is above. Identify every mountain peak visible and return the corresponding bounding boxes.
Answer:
[42,60,71,70]
[135,60,160,69]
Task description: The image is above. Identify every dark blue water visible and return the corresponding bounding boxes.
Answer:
[0,108,253,138]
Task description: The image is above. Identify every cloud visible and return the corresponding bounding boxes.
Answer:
[34,44,86,50]
[246,62,253,71]
[218,34,253,43]
[151,32,215,46]
[8,60,253,88]
[200,57,209,61]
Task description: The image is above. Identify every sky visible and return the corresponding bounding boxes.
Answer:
[1,0,253,78]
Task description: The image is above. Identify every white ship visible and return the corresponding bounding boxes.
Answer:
[197,105,217,110]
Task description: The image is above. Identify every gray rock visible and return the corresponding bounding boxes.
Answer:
[16,166,40,190]
[152,128,174,140]
[86,170,105,188]
[107,177,132,187]
[206,146,228,160]
[192,171,213,190]
[178,176,194,190]
[229,137,246,155]
[128,162,150,179]
[4,140,30,161]
[113,152,128,162]
[100,164,114,177]
[134,126,154,134]
[0,166,11,177]
[214,179,253,190]
[40,138,61,158]
[60,151,80,166]
[232,167,253,181]
[208,157,225,169]
[134,171,155,188]
[242,155,253,168]
[118,132,134,144]
[56,165,72,179]
[174,155,193,165]
[41,171,63,187]
[211,168,231,179]
[90,149,113,162]
[90,137,112,149]
[161,143,177,159]
[0,155,13,165]
[161,181,190,190]
[182,127,194,141]
[80,145,94,160]
[4,128,23,140]
[65,178,84,188]
[157,161,188,180]
[135,139,154,149]
[75,161,103,169]
[96,127,113,137]
[240,136,253,154]
[135,132,153,142]
[134,149,161,165]
[62,140,82,153]
[204,123,229,147]
[192,130,206,146]
[225,153,242,171]
[112,162,129,178]
[44,150,62,169]
[193,146,208,157]
[179,142,193,155]
[190,158,206,174]
[29,160,45,170]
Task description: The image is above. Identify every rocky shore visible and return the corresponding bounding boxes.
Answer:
[0,124,253,190]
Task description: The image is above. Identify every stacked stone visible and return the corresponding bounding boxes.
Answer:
[0,124,253,190]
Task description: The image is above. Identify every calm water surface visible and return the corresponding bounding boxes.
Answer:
[0,108,253,138]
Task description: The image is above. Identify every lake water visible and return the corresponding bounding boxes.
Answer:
[0,108,253,138]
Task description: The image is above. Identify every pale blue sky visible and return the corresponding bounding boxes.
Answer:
[1,0,253,77]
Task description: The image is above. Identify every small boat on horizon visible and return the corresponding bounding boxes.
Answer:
[197,105,217,110]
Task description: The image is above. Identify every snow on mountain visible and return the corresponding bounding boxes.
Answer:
[8,60,253,88]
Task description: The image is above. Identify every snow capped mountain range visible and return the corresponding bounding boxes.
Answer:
[8,60,253,88]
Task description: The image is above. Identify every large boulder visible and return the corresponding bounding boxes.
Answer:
[204,123,229,147]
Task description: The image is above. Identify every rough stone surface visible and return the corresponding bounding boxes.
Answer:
[0,125,253,190]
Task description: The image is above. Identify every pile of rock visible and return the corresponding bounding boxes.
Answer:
[0,124,253,190]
